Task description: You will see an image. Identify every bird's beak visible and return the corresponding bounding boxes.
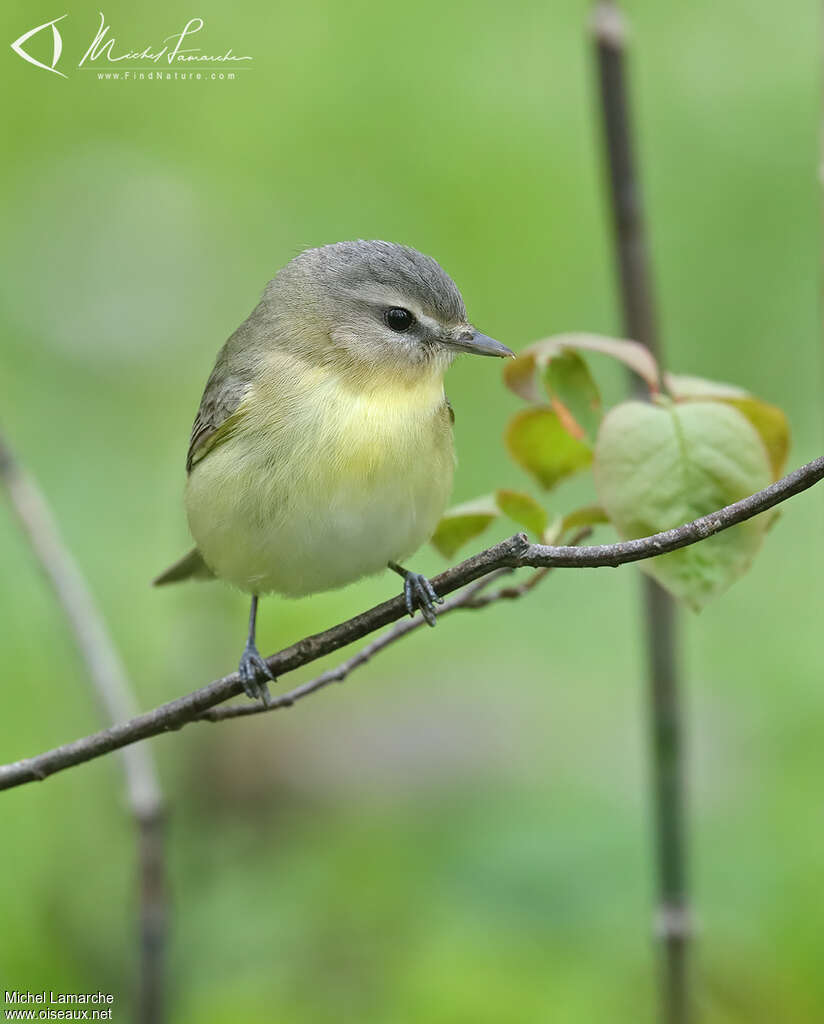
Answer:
[446,329,514,359]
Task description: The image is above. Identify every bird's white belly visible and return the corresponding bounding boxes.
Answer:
[185,377,454,596]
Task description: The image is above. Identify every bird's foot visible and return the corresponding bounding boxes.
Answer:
[400,571,444,627]
[238,643,275,703]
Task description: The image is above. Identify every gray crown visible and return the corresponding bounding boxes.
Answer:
[285,240,467,325]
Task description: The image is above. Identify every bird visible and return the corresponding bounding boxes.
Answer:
[153,240,513,702]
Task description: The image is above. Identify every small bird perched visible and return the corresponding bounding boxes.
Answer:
[154,240,512,701]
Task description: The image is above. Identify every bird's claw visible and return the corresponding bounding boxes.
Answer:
[402,572,444,627]
[238,644,275,703]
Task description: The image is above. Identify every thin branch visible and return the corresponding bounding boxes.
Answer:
[460,567,550,608]
[0,452,823,792]
[0,433,167,1024]
[591,2,689,1022]
[199,567,519,722]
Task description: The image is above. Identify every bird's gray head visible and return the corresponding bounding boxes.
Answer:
[261,240,512,380]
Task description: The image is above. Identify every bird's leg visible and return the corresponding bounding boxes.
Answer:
[237,595,275,703]
[388,561,444,627]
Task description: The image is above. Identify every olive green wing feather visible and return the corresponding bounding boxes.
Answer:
[186,342,255,472]
[156,310,267,585]
[155,363,251,586]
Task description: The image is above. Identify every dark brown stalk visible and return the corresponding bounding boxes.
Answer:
[591,4,689,1021]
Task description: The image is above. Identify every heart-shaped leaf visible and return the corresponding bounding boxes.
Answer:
[593,400,773,610]
[724,397,790,479]
[665,373,790,478]
[505,408,592,490]
[663,373,748,400]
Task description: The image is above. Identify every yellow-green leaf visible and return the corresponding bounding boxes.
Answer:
[664,373,748,400]
[543,350,602,442]
[561,505,609,533]
[542,516,564,544]
[495,489,548,537]
[504,333,660,400]
[593,400,773,611]
[503,350,541,402]
[665,373,790,479]
[430,496,499,559]
[725,397,790,478]
[505,408,592,490]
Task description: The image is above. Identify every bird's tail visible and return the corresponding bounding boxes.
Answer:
[152,547,214,586]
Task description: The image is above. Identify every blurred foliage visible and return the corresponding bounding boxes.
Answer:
[1,0,822,1021]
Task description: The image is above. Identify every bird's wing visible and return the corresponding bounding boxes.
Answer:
[186,343,254,472]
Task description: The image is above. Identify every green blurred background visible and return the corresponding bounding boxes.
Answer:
[1,0,821,1020]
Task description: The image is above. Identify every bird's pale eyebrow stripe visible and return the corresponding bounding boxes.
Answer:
[416,312,442,334]
[347,284,431,324]
[349,284,416,310]
[346,284,453,337]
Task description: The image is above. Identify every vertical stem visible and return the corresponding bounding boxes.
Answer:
[0,432,168,1024]
[137,811,167,1024]
[642,579,689,1023]
[589,4,691,1023]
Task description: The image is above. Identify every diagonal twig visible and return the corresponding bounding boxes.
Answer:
[199,563,545,723]
[0,452,822,791]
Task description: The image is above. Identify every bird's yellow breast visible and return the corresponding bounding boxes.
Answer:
[185,350,455,595]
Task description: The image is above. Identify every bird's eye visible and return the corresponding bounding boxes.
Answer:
[385,307,415,333]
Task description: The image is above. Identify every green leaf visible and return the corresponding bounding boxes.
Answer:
[593,400,773,611]
[543,350,602,442]
[664,373,749,400]
[494,489,548,537]
[561,505,609,533]
[542,516,564,545]
[503,350,541,402]
[725,397,790,478]
[504,333,660,400]
[505,408,593,490]
[430,496,499,559]
[559,334,659,392]
[665,373,790,479]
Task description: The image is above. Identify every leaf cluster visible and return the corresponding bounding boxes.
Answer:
[433,334,790,610]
